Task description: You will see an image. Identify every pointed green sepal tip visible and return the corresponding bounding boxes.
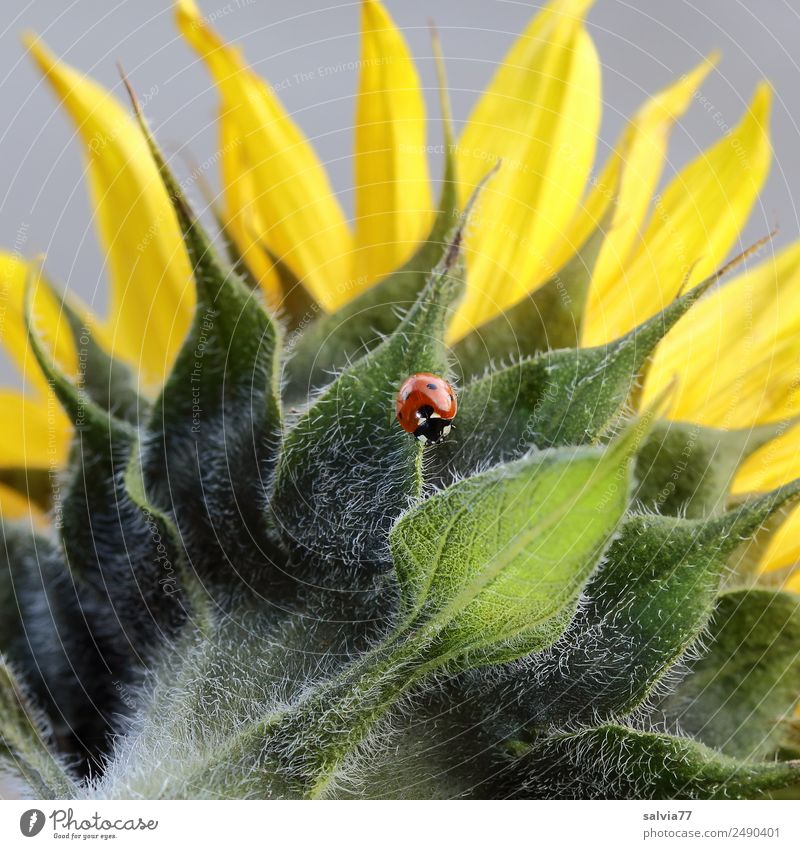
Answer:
[282,80,467,396]
[22,261,134,447]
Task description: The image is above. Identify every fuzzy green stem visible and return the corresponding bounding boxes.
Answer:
[222,628,437,798]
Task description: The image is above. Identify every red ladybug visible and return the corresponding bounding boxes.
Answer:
[396,373,457,443]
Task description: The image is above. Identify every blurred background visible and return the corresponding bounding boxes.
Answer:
[1,0,798,386]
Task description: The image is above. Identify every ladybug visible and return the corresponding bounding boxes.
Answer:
[396,373,458,444]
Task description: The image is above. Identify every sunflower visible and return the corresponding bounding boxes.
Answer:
[3,0,795,585]
[1,0,799,801]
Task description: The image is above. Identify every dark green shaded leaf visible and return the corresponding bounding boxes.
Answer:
[25,270,186,655]
[52,281,143,424]
[331,686,505,799]
[634,420,783,518]
[0,523,129,765]
[662,588,800,761]
[124,78,284,587]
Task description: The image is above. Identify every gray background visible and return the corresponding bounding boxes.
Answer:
[1,0,799,387]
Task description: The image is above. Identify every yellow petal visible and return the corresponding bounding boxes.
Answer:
[176,0,353,310]
[0,389,71,471]
[736,424,800,500]
[25,34,194,389]
[643,240,800,429]
[0,253,78,394]
[548,55,717,286]
[218,108,283,308]
[353,0,433,285]
[583,83,773,346]
[0,481,47,526]
[758,504,800,574]
[449,0,601,341]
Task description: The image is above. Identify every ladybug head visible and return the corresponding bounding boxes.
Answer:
[412,406,453,444]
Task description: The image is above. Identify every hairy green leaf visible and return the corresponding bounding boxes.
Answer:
[124,80,284,587]
[51,281,143,424]
[271,234,464,573]
[25,273,183,651]
[330,686,505,799]
[0,524,128,764]
[391,422,646,668]
[432,268,730,484]
[501,485,800,726]
[507,723,800,799]
[634,420,783,518]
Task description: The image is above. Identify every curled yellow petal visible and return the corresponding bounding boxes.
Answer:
[353,0,433,286]
[0,253,78,394]
[25,35,194,389]
[449,0,601,341]
[0,389,71,471]
[176,0,353,310]
[583,83,773,346]
[548,55,717,288]
[643,240,800,429]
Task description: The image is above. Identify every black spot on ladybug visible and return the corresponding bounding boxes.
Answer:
[426,383,438,391]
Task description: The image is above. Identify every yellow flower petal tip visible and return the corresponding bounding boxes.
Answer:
[354,0,433,284]
[582,80,773,347]
[175,0,204,26]
[649,238,800,433]
[177,0,353,310]
[449,0,602,340]
[544,0,597,20]
[175,0,212,37]
[25,35,195,389]
[664,52,719,113]
[548,53,720,282]
[22,31,49,62]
